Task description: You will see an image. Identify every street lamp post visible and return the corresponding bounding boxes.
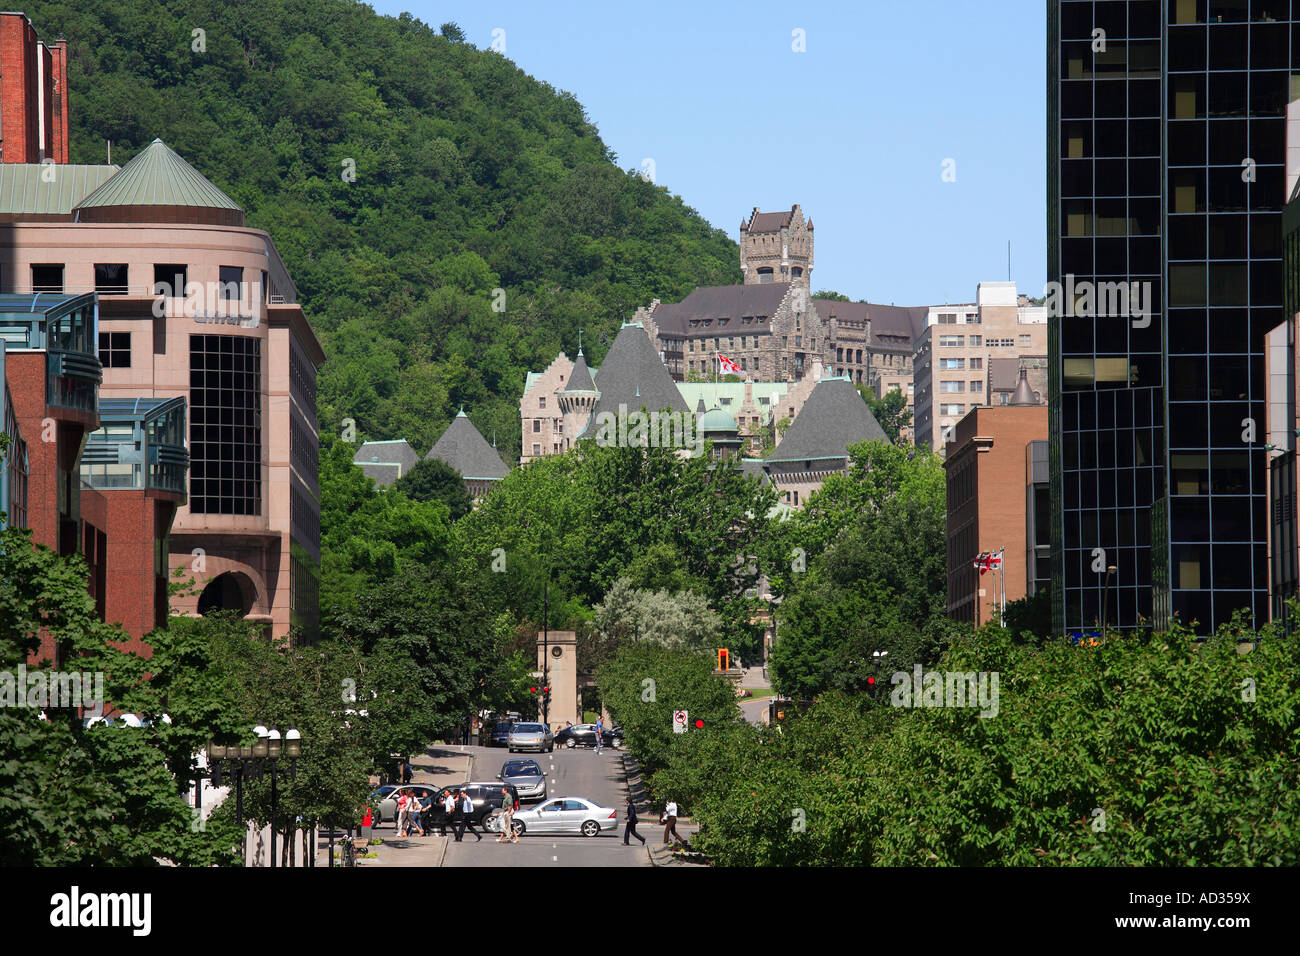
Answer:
[207,723,303,867]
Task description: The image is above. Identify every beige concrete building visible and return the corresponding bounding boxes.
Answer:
[0,138,324,641]
[913,282,1047,454]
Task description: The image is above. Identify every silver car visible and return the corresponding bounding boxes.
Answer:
[511,796,618,837]
[507,722,554,753]
[498,758,547,801]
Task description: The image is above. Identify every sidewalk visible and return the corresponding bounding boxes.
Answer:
[317,744,475,868]
[620,751,700,867]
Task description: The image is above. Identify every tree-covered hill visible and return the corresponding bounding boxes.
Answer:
[26,0,741,461]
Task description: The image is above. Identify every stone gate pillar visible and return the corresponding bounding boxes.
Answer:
[537,629,578,730]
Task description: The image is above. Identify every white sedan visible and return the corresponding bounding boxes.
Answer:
[509,796,618,837]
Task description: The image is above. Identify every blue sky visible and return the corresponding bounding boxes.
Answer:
[370,0,1047,307]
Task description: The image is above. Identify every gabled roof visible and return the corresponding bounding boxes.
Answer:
[581,323,689,432]
[426,411,509,480]
[766,377,888,462]
[0,163,118,219]
[565,351,596,392]
[648,284,791,336]
[74,139,244,226]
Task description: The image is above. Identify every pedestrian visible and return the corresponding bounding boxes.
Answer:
[496,787,519,844]
[458,788,483,842]
[594,715,604,754]
[624,797,646,846]
[410,791,428,837]
[396,789,411,837]
[442,789,458,838]
[662,799,686,845]
[401,760,413,785]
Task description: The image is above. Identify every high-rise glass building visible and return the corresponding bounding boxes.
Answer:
[1048,0,1291,634]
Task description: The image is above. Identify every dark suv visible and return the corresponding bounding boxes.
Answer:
[429,782,520,826]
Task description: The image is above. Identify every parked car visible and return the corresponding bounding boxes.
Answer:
[498,758,547,801]
[367,784,442,829]
[506,722,553,753]
[509,796,619,837]
[491,720,515,747]
[553,723,622,749]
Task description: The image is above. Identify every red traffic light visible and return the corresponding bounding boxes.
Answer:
[867,677,875,685]
[694,719,704,728]
[529,686,537,693]
[543,686,550,693]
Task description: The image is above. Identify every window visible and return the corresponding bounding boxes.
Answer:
[940,381,964,393]
[940,358,966,370]
[98,332,130,368]
[969,335,982,346]
[154,264,188,298]
[94,264,128,295]
[940,404,965,416]
[970,380,983,391]
[31,264,63,293]
[988,338,1015,348]
[532,443,541,456]
[189,335,262,516]
[219,265,244,301]
[966,312,980,324]
[855,350,863,364]
[969,358,982,369]
[533,419,541,433]
[1019,334,1032,347]
[836,348,844,362]
[938,313,957,324]
[538,397,546,409]
[757,267,774,283]
[938,335,965,347]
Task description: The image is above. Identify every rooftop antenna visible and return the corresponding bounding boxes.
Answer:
[107,139,111,164]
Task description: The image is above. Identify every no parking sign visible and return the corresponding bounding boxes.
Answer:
[673,710,688,734]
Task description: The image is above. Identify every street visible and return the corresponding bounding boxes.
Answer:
[441,742,647,867]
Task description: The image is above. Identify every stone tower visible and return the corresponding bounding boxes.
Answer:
[739,204,813,288]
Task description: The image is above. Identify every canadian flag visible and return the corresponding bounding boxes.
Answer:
[717,354,742,376]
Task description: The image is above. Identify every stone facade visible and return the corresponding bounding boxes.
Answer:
[519,352,575,464]
[740,204,813,287]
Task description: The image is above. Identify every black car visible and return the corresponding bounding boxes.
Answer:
[552,723,622,749]
[426,782,520,826]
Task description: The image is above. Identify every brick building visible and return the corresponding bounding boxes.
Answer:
[0,18,324,643]
[0,12,68,164]
[944,400,1049,626]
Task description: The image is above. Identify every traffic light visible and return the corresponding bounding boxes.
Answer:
[717,648,730,670]
[694,718,704,729]
[529,686,538,694]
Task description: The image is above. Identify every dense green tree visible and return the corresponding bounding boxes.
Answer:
[858,385,913,444]
[593,578,723,651]
[393,457,473,520]
[1003,587,1052,644]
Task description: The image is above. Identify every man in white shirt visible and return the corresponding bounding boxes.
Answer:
[663,799,686,845]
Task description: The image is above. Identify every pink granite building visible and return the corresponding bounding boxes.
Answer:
[0,138,325,642]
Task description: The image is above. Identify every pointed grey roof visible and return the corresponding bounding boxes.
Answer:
[565,351,596,392]
[74,139,244,226]
[353,439,419,487]
[582,323,688,432]
[426,410,509,480]
[766,377,888,462]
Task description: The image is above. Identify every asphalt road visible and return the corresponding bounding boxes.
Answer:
[441,742,649,867]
